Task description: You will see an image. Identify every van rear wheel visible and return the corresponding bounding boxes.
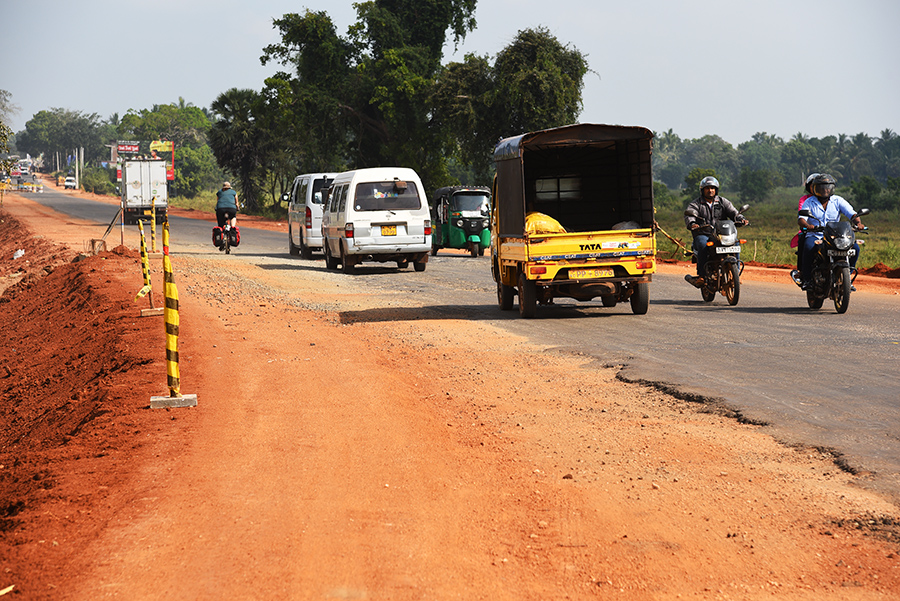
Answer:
[288,226,300,256]
[299,235,313,260]
[324,243,339,270]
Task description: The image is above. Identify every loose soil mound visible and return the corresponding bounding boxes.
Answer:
[0,211,163,594]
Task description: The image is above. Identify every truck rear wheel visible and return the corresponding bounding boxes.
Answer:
[518,272,536,318]
[497,278,514,310]
[630,282,649,315]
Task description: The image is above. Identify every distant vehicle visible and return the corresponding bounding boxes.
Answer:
[286,172,337,259]
[120,159,168,224]
[64,176,77,190]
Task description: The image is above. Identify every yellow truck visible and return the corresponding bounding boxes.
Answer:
[491,123,656,318]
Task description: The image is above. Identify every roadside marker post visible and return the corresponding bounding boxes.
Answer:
[150,218,197,409]
[136,221,163,317]
[150,198,158,253]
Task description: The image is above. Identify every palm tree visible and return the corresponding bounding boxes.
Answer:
[209,88,263,209]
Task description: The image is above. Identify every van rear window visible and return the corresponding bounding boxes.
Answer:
[311,178,333,204]
[354,181,421,211]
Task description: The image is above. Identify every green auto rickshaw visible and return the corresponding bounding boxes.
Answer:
[430,185,491,257]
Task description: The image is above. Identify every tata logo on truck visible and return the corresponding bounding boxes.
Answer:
[579,241,641,251]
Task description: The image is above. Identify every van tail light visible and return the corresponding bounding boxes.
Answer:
[305,206,312,229]
[530,265,547,275]
[344,223,354,238]
[636,260,654,270]
[424,219,432,236]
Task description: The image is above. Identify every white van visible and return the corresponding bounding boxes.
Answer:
[321,167,431,273]
[287,172,337,259]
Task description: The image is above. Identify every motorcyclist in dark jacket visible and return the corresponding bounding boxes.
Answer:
[683,176,747,287]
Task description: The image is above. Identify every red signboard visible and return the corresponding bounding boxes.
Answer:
[117,142,140,153]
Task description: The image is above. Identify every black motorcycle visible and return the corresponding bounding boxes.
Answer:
[685,205,750,306]
[796,208,869,314]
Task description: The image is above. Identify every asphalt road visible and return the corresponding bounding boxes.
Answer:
[27,188,900,502]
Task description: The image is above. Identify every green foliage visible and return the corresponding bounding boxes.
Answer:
[173,145,223,198]
[738,167,783,203]
[253,4,587,204]
[118,101,211,149]
[16,108,107,163]
[0,122,13,174]
[655,185,900,269]
[433,27,588,181]
[208,88,264,209]
[850,175,882,208]
[80,166,116,195]
[652,181,681,211]
[682,167,717,197]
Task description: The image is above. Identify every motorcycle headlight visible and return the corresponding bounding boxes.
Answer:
[833,232,853,250]
[719,232,737,246]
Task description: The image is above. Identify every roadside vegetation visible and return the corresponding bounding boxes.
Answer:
[655,183,900,269]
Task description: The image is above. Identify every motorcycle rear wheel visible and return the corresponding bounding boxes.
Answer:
[723,263,740,306]
[833,266,852,314]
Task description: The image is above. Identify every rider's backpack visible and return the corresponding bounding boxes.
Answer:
[212,227,223,247]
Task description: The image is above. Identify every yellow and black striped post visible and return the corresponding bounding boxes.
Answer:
[136,220,152,301]
[150,198,158,253]
[150,218,197,408]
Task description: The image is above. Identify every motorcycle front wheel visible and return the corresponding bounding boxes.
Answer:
[833,266,852,314]
[807,290,824,310]
[723,262,740,306]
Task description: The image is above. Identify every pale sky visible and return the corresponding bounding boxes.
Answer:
[3,0,898,145]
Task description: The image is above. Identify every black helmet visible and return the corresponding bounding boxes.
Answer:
[810,173,836,199]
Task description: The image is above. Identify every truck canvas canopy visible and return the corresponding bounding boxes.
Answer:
[493,123,654,238]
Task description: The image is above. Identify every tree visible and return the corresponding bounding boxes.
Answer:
[739,167,778,202]
[850,175,883,208]
[683,167,717,197]
[489,27,588,138]
[433,27,589,181]
[781,138,817,185]
[431,53,497,182]
[682,136,738,189]
[208,88,264,209]
[118,102,211,149]
[16,108,107,165]
[174,145,223,198]
[260,2,480,193]
[0,89,19,127]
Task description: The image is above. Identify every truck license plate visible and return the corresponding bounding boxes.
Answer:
[715,245,741,254]
[570,268,614,279]
[381,225,397,236]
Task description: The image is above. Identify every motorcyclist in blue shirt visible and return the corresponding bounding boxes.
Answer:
[797,173,864,290]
